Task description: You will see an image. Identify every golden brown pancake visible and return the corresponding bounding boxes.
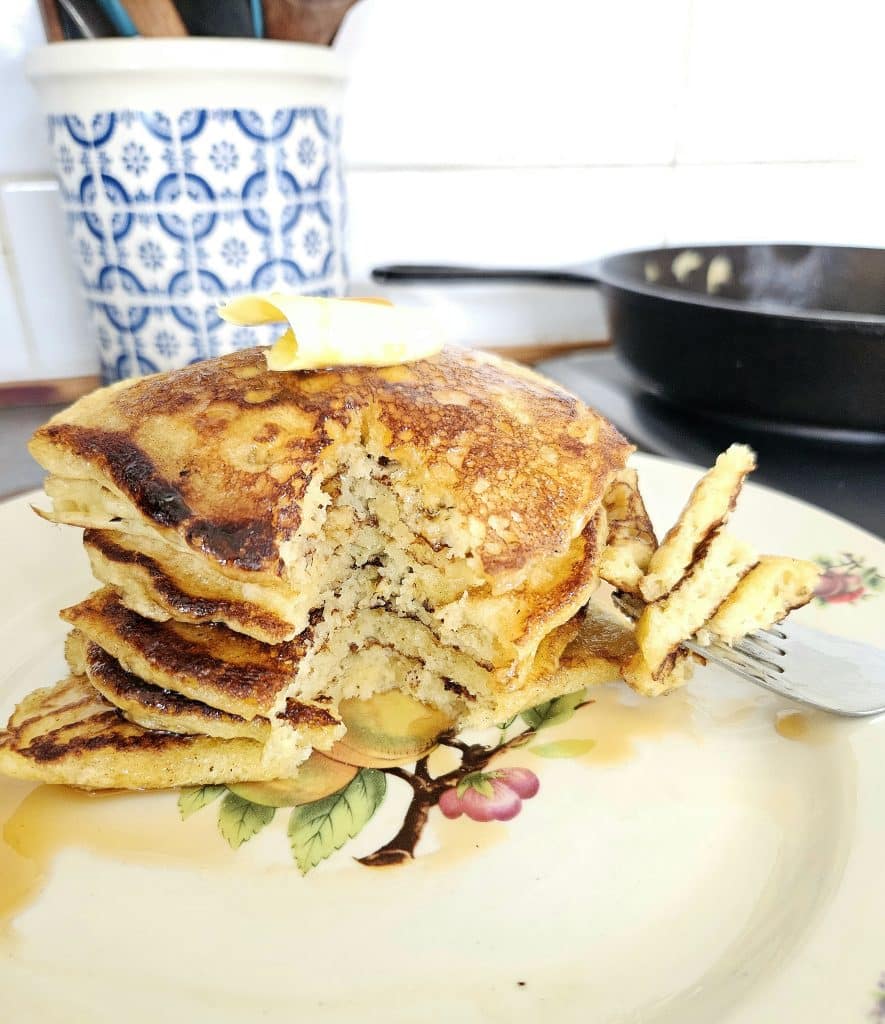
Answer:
[699,555,820,645]
[11,344,644,789]
[82,528,295,644]
[0,675,310,789]
[620,647,698,698]
[31,347,630,685]
[635,530,758,676]
[59,583,604,735]
[66,630,343,746]
[61,588,310,722]
[31,347,630,582]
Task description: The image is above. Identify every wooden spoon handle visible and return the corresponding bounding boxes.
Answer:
[36,0,66,41]
[120,0,189,36]
[263,0,359,44]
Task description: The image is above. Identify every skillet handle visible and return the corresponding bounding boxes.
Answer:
[371,263,600,286]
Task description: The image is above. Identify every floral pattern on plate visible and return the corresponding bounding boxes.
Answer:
[179,688,594,873]
[813,553,883,605]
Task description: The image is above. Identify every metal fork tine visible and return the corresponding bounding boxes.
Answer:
[609,592,885,717]
[752,625,788,641]
[684,640,772,685]
[735,633,786,659]
[733,636,785,672]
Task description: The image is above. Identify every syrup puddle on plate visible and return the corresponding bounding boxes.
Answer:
[0,783,227,930]
[775,709,838,745]
[577,684,698,763]
[1,684,820,932]
[489,683,701,768]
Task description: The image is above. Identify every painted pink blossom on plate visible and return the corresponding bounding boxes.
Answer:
[438,768,540,822]
[814,554,883,605]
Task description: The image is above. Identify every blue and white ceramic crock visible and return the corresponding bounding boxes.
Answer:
[28,40,348,382]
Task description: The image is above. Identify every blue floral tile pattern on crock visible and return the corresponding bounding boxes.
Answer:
[49,106,346,383]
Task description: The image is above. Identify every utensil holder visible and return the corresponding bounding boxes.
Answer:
[28,39,348,382]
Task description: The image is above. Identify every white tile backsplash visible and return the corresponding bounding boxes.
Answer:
[345,166,673,281]
[0,0,880,384]
[665,164,884,248]
[337,0,691,168]
[0,180,98,380]
[676,0,874,165]
[0,0,54,176]
[0,245,32,380]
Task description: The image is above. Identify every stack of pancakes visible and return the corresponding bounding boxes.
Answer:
[1,347,657,788]
[0,350,819,791]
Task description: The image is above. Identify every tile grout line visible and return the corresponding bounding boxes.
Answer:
[0,158,867,187]
[336,159,864,173]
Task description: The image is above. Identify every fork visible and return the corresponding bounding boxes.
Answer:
[612,591,885,717]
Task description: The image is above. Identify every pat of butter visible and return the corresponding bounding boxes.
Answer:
[217,294,445,371]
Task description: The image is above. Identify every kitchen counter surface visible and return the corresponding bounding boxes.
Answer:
[0,404,61,499]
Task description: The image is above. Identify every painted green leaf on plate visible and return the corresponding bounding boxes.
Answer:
[288,768,387,874]
[521,688,589,732]
[530,739,596,759]
[178,784,226,820]
[217,791,276,849]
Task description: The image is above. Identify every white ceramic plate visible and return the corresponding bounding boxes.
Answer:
[1,453,883,1024]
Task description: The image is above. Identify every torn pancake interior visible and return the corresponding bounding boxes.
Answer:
[698,555,820,646]
[640,444,755,602]
[598,467,658,595]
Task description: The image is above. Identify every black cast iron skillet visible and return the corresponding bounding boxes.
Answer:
[372,245,885,433]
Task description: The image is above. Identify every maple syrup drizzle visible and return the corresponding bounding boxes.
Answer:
[0,783,226,929]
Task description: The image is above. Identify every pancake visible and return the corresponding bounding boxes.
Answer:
[699,555,820,645]
[635,530,758,676]
[66,631,344,746]
[620,648,698,698]
[640,444,755,602]
[82,527,295,644]
[0,675,310,789]
[31,346,631,684]
[59,585,602,734]
[598,468,657,595]
[61,588,311,723]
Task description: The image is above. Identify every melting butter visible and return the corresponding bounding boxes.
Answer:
[218,294,445,372]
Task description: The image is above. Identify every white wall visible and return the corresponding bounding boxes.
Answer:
[0,0,879,381]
